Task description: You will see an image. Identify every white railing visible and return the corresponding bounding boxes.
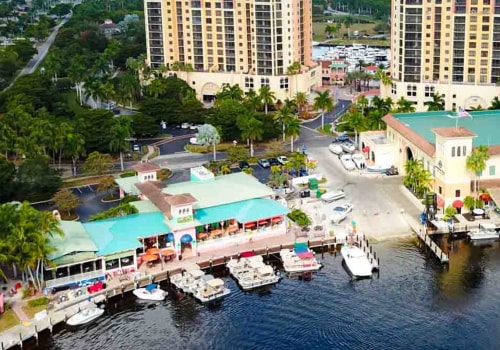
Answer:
[197,224,285,248]
[45,270,104,289]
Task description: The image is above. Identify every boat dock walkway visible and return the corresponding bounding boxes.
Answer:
[405,214,449,264]
[0,232,378,349]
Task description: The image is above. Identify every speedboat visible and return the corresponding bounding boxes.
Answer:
[351,153,366,169]
[133,284,167,301]
[193,278,231,303]
[341,142,355,153]
[66,306,104,326]
[329,143,343,155]
[467,223,499,240]
[341,244,372,278]
[340,154,356,171]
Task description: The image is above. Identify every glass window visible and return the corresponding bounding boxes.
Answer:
[462,146,466,155]
[451,146,455,157]
[455,190,461,197]
[489,165,496,176]
[457,146,461,157]
[106,259,119,270]
[121,256,134,267]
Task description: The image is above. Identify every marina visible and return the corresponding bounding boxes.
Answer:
[313,44,390,69]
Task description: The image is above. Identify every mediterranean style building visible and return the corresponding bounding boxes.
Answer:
[144,0,321,101]
[382,0,500,111]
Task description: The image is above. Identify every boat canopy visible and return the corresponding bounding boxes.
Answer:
[294,242,309,254]
[250,260,266,269]
[297,252,314,259]
[257,265,274,275]
[245,255,263,264]
[145,284,157,292]
[206,279,224,288]
[201,274,214,282]
[240,251,255,258]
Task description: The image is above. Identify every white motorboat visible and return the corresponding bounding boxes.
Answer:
[351,153,366,169]
[193,278,231,303]
[133,284,167,301]
[341,244,372,278]
[367,164,391,173]
[467,223,499,240]
[340,154,356,171]
[321,189,346,203]
[341,142,355,154]
[329,143,343,155]
[66,306,104,326]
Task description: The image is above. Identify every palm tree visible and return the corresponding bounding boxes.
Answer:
[286,61,301,96]
[43,50,62,83]
[313,90,334,129]
[356,94,369,116]
[109,119,133,171]
[470,105,484,111]
[424,92,445,111]
[67,55,87,105]
[238,115,263,157]
[65,133,85,176]
[355,59,365,72]
[220,164,231,175]
[83,76,103,109]
[294,92,308,116]
[395,97,416,113]
[342,16,355,39]
[489,96,500,110]
[466,145,490,200]
[275,105,294,142]
[285,117,301,152]
[104,40,121,71]
[118,73,140,109]
[404,160,432,198]
[346,110,365,149]
[147,79,167,98]
[374,68,392,86]
[244,89,262,112]
[259,85,276,114]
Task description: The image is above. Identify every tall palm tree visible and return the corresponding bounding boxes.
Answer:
[466,145,490,200]
[83,76,103,109]
[238,115,263,157]
[43,50,62,83]
[313,90,334,129]
[118,73,140,109]
[374,68,392,86]
[395,96,416,113]
[342,16,355,39]
[146,79,167,98]
[286,61,301,96]
[259,85,276,114]
[294,92,308,116]
[244,89,262,112]
[285,117,301,152]
[103,40,121,71]
[346,110,365,149]
[65,133,85,176]
[424,92,445,111]
[275,105,294,141]
[109,118,133,171]
[67,55,87,105]
[356,94,369,116]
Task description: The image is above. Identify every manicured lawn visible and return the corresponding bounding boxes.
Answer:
[185,143,238,153]
[21,304,47,319]
[312,21,387,42]
[0,310,20,332]
[62,176,109,188]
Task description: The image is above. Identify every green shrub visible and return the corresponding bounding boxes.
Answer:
[120,170,136,178]
[287,208,312,227]
[444,206,458,221]
[121,195,139,204]
[27,297,49,308]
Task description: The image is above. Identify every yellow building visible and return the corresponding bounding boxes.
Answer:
[383,0,500,111]
[359,110,500,209]
[144,0,321,101]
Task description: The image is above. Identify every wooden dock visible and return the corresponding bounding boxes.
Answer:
[0,234,379,349]
[406,215,449,264]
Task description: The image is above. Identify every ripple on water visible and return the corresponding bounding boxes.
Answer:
[36,239,500,350]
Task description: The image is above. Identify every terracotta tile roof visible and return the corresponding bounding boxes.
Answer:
[364,65,378,71]
[321,60,332,69]
[133,162,160,173]
[135,182,172,218]
[485,145,500,156]
[431,127,477,138]
[383,114,436,156]
[165,193,197,206]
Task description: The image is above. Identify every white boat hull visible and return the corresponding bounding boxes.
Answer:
[193,288,231,303]
[341,246,372,278]
[467,231,499,240]
[238,276,280,290]
[283,264,322,274]
[133,288,167,301]
[66,307,104,326]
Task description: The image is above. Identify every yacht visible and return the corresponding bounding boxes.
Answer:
[329,143,343,155]
[341,244,373,278]
[133,284,167,301]
[467,223,499,240]
[193,278,231,303]
[66,306,104,326]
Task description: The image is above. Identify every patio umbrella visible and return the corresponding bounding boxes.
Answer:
[142,254,159,262]
[147,248,160,255]
[227,226,239,232]
[452,200,463,209]
[271,217,282,223]
[258,220,269,225]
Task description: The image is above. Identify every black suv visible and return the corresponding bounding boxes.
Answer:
[238,160,250,169]
[385,166,399,176]
[268,158,280,166]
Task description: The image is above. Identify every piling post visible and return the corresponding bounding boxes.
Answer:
[377,257,380,267]
[374,251,376,260]
[307,240,310,248]
[370,246,373,254]
[19,332,22,349]
[334,236,336,244]
[266,246,269,259]
[440,251,443,261]
[167,271,170,285]
[209,258,213,274]
[2,341,4,350]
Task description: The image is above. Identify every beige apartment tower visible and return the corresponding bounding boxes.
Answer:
[384,0,500,111]
[144,0,320,101]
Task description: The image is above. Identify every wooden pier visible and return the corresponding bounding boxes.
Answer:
[0,234,380,349]
[406,215,449,264]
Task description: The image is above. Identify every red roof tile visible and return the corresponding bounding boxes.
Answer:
[321,60,332,68]
[133,162,161,173]
[383,114,436,156]
[431,127,477,138]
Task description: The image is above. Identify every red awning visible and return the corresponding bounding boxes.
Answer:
[244,222,256,228]
[362,146,370,153]
[452,200,463,209]
[258,220,269,225]
[297,252,314,259]
[240,251,255,258]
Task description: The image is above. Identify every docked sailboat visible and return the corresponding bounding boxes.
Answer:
[341,244,373,278]
[66,306,105,326]
[280,243,322,274]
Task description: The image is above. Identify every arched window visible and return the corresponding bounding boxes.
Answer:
[451,146,455,157]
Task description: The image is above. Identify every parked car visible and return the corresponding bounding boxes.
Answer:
[189,124,198,130]
[385,166,399,176]
[331,203,354,224]
[333,134,350,143]
[133,144,141,152]
[277,156,288,165]
[268,158,280,166]
[181,122,190,129]
[238,160,250,169]
[258,158,270,168]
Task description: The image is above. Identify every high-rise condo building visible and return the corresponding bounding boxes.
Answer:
[144,0,321,101]
[384,0,500,111]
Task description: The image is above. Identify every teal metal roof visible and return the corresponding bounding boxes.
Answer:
[163,172,275,209]
[392,110,500,146]
[83,212,170,256]
[115,176,140,195]
[48,221,98,262]
[195,198,289,224]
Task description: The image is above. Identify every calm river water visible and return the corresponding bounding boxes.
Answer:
[30,237,500,350]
